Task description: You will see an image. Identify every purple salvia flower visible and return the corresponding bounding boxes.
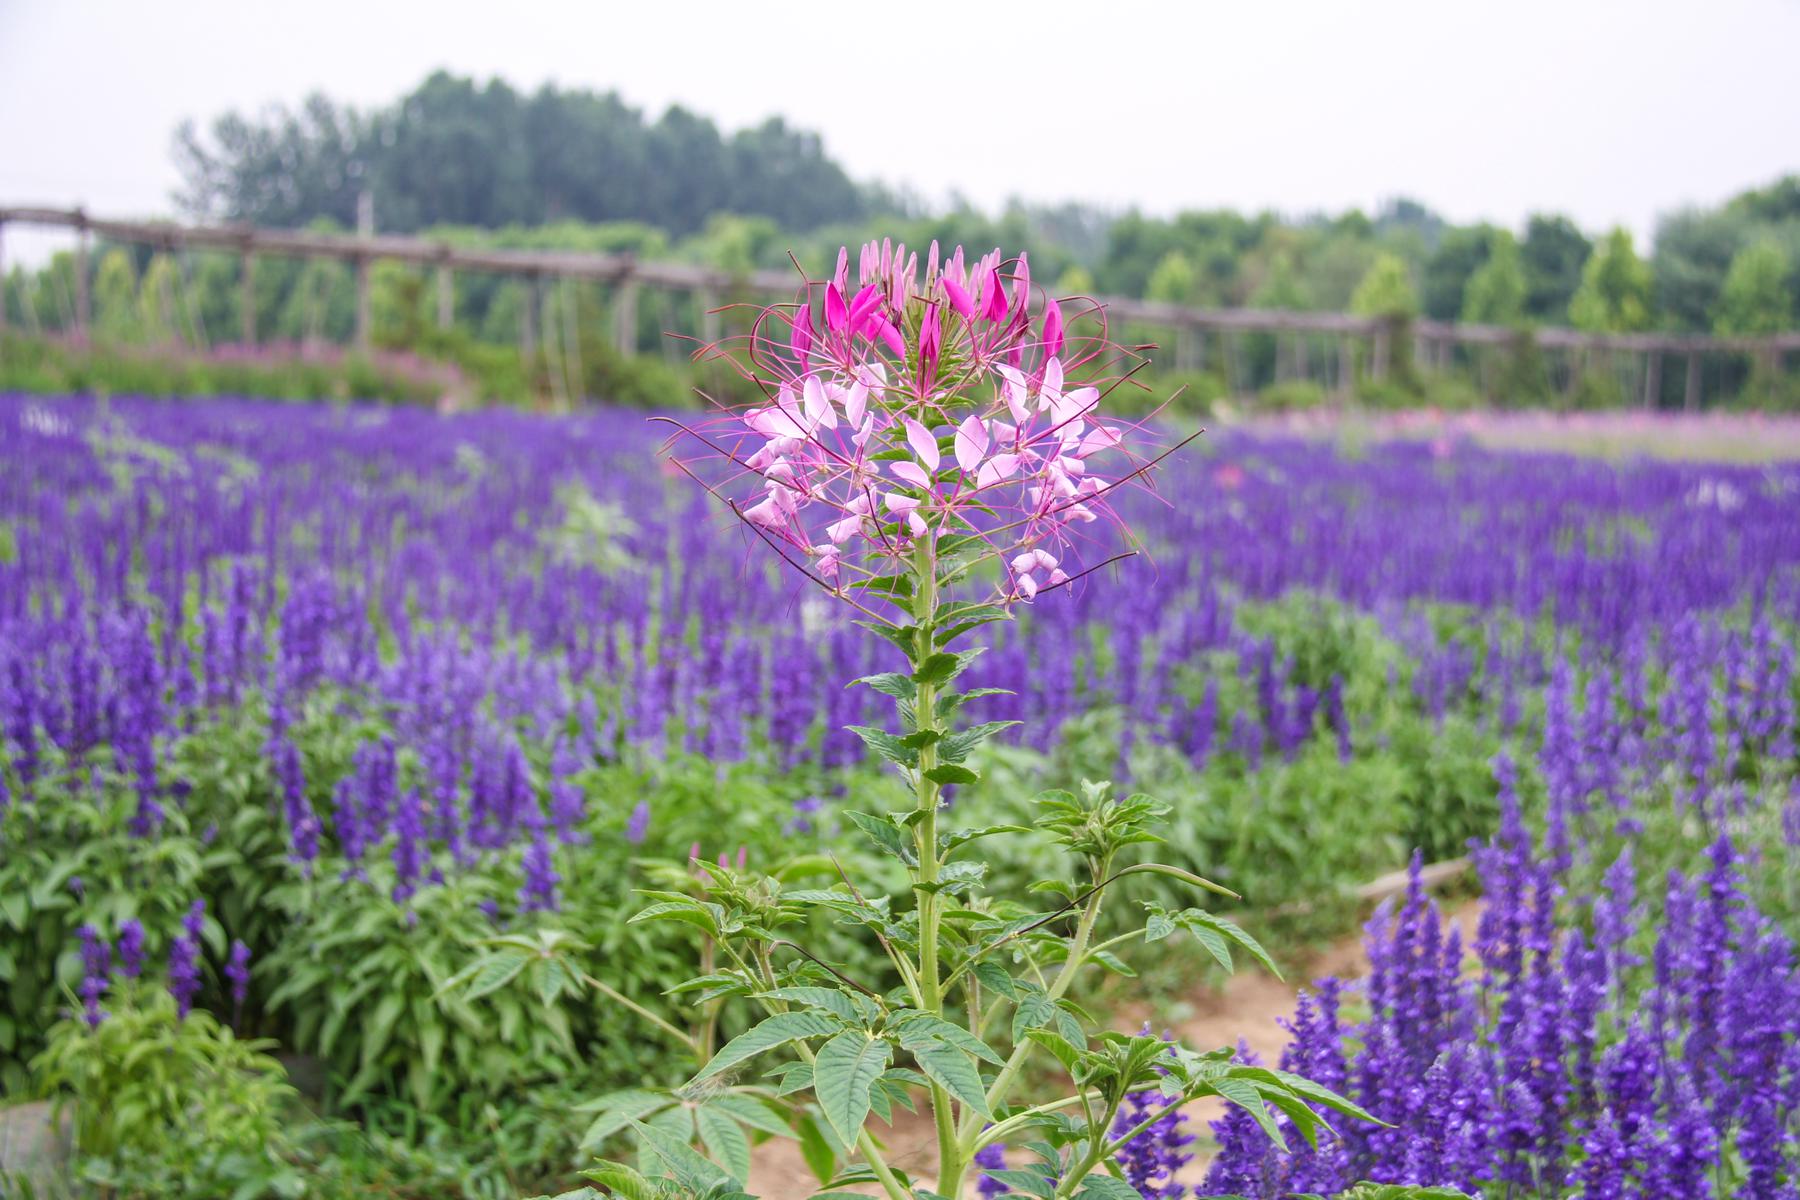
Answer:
[626,799,651,845]
[116,917,145,979]
[77,923,110,1030]
[226,939,251,1011]
[518,818,560,913]
[391,787,427,903]
[973,1141,1007,1199]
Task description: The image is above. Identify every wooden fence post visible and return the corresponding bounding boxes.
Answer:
[354,254,372,351]
[74,213,91,340]
[1684,352,1700,412]
[239,244,256,346]
[1643,351,1662,410]
[1370,322,1391,383]
[436,252,454,330]
[699,287,721,347]
[521,273,539,362]
[614,279,639,357]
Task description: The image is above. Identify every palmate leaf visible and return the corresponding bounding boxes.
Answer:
[689,1010,845,1085]
[812,1031,891,1145]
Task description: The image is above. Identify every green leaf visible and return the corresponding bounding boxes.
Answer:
[943,825,1030,852]
[938,721,1021,763]
[845,810,919,867]
[1075,1176,1146,1200]
[845,726,919,770]
[584,1160,658,1200]
[924,764,979,786]
[459,951,531,1000]
[888,1011,1005,1064]
[1023,1029,1084,1075]
[632,1120,741,1192]
[690,1011,845,1085]
[852,673,916,700]
[985,1170,1056,1198]
[580,1090,675,1148]
[908,1038,991,1119]
[971,961,1018,1000]
[796,1111,838,1182]
[813,1031,891,1146]
[696,1106,753,1184]
[756,986,868,1022]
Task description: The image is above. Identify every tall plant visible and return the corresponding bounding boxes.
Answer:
[530,241,1380,1200]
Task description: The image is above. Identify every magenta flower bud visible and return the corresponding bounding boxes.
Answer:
[847,284,881,332]
[1043,300,1066,358]
[920,304,942,372]
[791,305,814,368]
[981,266,1008,325]
[942,274,975,320]
[825,285,849,334]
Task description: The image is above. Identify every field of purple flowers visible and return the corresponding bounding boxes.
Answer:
[2,391,1798,1197]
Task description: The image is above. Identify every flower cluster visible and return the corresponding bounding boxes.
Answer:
[676,240,1159,607]
[1203,800,1800,1196]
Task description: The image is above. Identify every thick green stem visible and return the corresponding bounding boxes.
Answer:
[910,537,963,1197]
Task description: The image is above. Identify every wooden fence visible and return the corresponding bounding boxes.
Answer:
[5,204,1798,408]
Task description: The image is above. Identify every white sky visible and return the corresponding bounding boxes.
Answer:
[3,0,1798,267]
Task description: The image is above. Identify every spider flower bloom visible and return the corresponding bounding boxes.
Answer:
[668,240,1163,611]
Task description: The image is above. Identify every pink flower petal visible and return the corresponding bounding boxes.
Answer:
[954,415,990,473]
[903,417,941,472]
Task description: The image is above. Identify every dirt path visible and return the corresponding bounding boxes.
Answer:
[747,904,1480,1200]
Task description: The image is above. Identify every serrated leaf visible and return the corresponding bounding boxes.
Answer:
[813,1031,891,1146]
[845,726,919,770]
[889,1011,1005,1064]
[845,810,918,867]
[972,961,1018,1000]
[696,1106,753,1183]
[924,764,979,786]
[460,951,531,1001]
[938,721,1021,763]
[581,1090,674,1148]
[909,1038,991,1119]
[851,673,916,700]
[632,1120,741,1192]
[690,1011,844,1085]
[1076,1176,1145,1200]
[1024,1029,1084,1075]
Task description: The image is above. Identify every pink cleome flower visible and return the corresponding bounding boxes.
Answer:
[664,240,1169,611]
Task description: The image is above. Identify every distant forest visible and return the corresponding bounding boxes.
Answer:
[160,71,1800,340]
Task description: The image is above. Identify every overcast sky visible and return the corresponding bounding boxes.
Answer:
[3,0,1798,265]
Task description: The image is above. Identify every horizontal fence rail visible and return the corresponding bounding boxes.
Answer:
[4,203,1797,408]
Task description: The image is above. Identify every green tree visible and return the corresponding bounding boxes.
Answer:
[1462,231,1527,325]
[1350,253,1419,318]
[137,253,186,345]
[1568,228,1654,332]
[1520,215,1591,321]
[1713,241,1793,335]
[1145,250,1199,305]
[93,248,141,343]
[1421,225,1496,320]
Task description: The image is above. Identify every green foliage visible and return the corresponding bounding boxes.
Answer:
[1349,254,1418,320]
[32,985,298,1194]
[1714,240,1794,335]
[1569,228,1654,333]
[1460,230,1527,326]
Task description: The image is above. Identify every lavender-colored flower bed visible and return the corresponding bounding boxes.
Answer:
[3,392,1799,1194]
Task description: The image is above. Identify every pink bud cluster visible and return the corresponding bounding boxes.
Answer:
[677,240,1156,609]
